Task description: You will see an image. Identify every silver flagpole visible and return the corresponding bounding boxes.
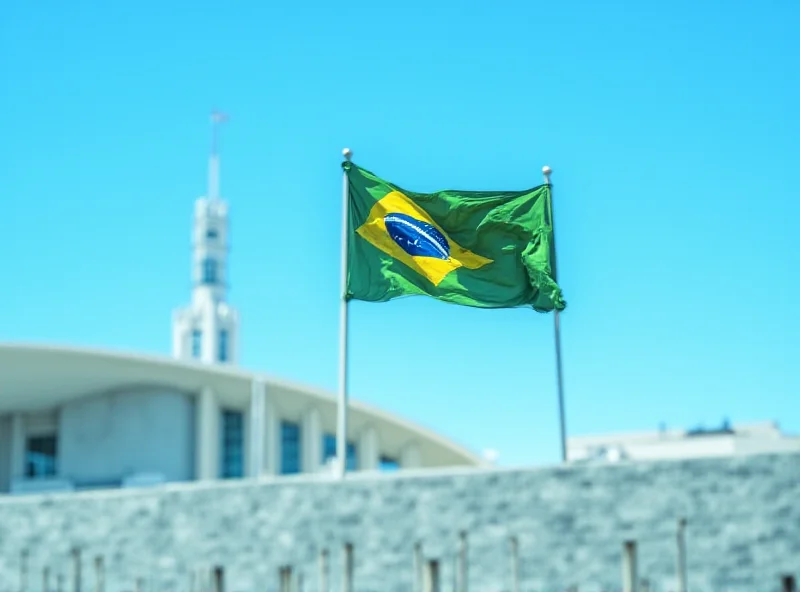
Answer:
[542,165,568,463]
[335,148,353,480]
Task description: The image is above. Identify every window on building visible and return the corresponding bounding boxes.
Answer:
[25,434,58,478]
[218,329,228,362]
[202,258,218,284]
[192,329,202,358]
[321,433,357,471]
[220,410,244,479]
[206,228,218,239]
[281,421,302,474]
[379,455,400,471]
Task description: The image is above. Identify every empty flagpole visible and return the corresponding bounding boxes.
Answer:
[543,165,568,463]
[335,148,353,480]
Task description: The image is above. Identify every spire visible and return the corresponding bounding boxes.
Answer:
[208,110,228,201]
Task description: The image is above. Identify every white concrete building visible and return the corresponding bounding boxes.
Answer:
[0,115,482,495]
[568,421,800,463]
[0,343,482,495]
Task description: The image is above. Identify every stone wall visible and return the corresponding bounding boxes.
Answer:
[0,452,797,592]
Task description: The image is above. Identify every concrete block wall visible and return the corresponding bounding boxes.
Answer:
[0,451,797,592]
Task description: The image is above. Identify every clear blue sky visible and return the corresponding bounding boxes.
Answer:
[2,0,798,466]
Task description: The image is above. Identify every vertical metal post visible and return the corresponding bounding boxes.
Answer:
[509,537,520,592]
[318,549,329,592]
[336,148,353,479]
[207,111,227,202]
[457,532,467,592]
[342,543,353,592]
[21,549,29,592]
[423,560,440,592]
[93,556,104,592]
[71,548,81,592]
[676,518,688,592]
[278,567,290,592]
[212,566,224,592]
[542,165,568,462]
[782,575,797,592]
[194,568,206,592]
[553,309,567,462]
[413,543,423,592]
[622,540,638,592]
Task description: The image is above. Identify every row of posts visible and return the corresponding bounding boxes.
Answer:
[18,549,155,592]
[273,543,351,592]
[619,519,689,592]
[270,522,684,592]
[18,549,98,592]
[15,520,799,592]
[620,518,797,592]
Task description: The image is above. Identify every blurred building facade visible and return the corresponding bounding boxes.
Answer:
[568,420,800,463]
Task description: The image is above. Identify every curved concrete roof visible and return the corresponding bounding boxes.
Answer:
[0,343,484,468]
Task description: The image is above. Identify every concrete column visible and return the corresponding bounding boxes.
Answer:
[401,443,421,469]
[302,407,321,473]
[10,413,25,480]
[358,426,379,471]
[263,396,279,475]
[195,387,220,480]
[202,302,219,364]
[248,380,266,478]
[622,540,638,592]
[242,404,250,479]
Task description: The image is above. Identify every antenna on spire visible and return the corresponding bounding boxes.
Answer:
[208,110,228,201]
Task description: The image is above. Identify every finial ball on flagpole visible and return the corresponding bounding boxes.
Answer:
[542,165,552,176]
[342,148,353,161]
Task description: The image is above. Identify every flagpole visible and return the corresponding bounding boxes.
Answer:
[543,165,568,463]
[335,148,353,480]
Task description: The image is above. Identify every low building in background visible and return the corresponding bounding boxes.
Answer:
[568,420,800,463]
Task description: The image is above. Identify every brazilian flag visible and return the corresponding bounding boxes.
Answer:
[344,161,566,312]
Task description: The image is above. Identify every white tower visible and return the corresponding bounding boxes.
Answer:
[172,112,240,364]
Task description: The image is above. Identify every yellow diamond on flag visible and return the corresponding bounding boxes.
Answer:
[356,191,493,286]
